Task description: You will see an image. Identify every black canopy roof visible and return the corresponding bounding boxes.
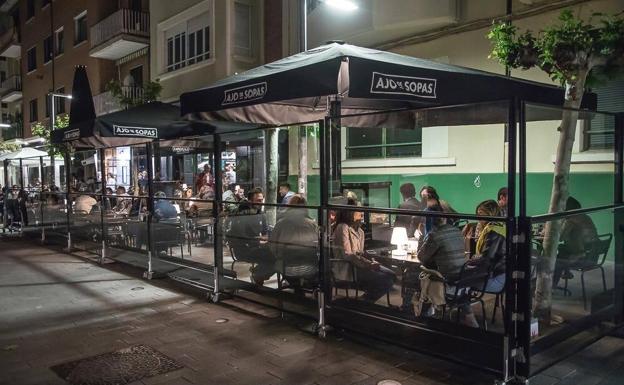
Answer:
[52,102,260,148]
[181,42,596,127]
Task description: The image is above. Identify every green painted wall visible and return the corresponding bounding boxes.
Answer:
[291,172,616,259]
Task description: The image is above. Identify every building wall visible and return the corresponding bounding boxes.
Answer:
[283,0,622,234]
[150,0,280,102]
[19,0,118,137]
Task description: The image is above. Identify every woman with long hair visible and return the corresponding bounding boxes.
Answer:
[332,198,395,303]
[474,199,506,292]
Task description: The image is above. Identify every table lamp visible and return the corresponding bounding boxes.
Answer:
[391,227,408,257]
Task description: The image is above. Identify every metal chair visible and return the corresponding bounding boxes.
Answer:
[442,258,490,330]
[563,233,612,310]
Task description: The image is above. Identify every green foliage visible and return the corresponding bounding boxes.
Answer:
[0,141,20,153]
[488,9,624,86]
[31,114,69,156]
[106,79,163,108]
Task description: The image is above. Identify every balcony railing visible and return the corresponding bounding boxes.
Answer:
[91,9,149,49]
[1,75,21,93]
[0,21,20,57]
[93,86,144,116]
[1,119,23,141]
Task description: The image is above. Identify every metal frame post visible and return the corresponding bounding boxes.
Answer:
[614,113,624,323]
[317,118,329,337]
[64,151,72,250]
[99,148,107,263]
[144,143,155,278]
[502,98,531,384]
[3,159,8,231]
[39,156,45,242]
[211,134,223,302]
[329,97,341,197]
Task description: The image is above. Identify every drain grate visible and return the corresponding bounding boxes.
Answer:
[50,345,183,385]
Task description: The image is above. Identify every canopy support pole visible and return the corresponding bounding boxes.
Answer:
[329,97,342,196]
[64,151,72,251]
[3,159,8,232]
[40,156,45,242]
[144,143,155,279]
[99,148,107,264]
[212,134,223,302]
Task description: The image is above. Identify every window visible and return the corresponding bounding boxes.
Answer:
[0,71,5,83]
[130,0,142,12]
[55,87,66,114]
[1,103,7,109]
[27,47,37,72]
[165,12,211,72]
[55,27,64,56]
[346,126,422,159]
[29,99,38,122]
[27,0,35,20]
[43,35,53,63]
[74,11,87,45]
[129,66,143,87]
[583,80,624,151]
[234,2,253,57]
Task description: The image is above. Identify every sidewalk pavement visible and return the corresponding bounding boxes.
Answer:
[0,237,623,385]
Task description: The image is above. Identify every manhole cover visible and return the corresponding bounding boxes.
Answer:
[215,318,229,324]
[50,345,182,385]
[377,380,402,385]
[131,287,144,291]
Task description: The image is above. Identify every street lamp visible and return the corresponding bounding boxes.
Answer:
[48,92,72,131]
[324,0,358,11]
[0,123,10,128]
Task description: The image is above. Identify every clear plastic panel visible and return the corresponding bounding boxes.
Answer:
[525,103,615,215]
[531,210,617,334]
[217,199,320,314]
[151,197,215,267]
[331,102,510,216]
[152,139,214,199]
[68,191,102,253]
[327,203,506,334]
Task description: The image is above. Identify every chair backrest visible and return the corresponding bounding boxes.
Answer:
[584,233,612,265]
[453,257,490,293]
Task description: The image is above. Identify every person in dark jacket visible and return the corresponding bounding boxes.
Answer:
[227,188,274,285]
[401,204,466,312]
[552,197,599,288]
[270,195,318,290]
[394,183,425,238]
[474,200,506,293]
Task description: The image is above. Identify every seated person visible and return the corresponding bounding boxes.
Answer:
[394,182,425,238]
[419,185,457,231]
[153,191,178,222]
[269,195,318,289]
[473,200,506,293]
[112,186,132,216]
[402,204,467,318]
[226,188,275,285]
[222,183,243,213]
[332,198,395,303]
[553,196,599,288]
[74,188,98,214]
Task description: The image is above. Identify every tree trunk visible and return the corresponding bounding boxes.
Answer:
[298,126,307,198]
[265,128,279,226]
[533,70,587,322]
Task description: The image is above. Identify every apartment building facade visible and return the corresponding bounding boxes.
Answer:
[296,0,624,215]
[149,0,297,103]
[0,0,22,141]
[0,0,152,143]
